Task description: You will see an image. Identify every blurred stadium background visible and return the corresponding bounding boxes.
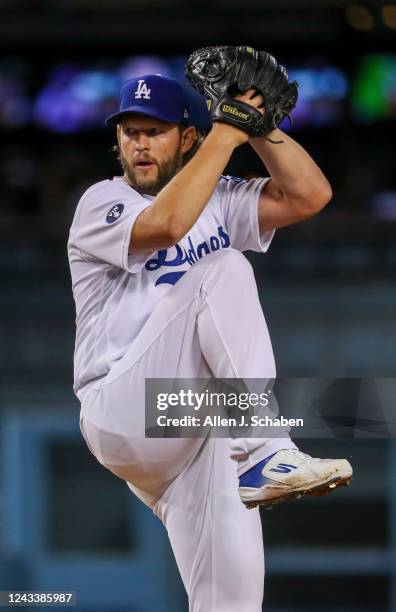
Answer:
[0,0,395,610]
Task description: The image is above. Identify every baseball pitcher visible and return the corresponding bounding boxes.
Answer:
[68,46,352,611]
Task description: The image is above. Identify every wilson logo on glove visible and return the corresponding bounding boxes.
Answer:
[221,104,250,122]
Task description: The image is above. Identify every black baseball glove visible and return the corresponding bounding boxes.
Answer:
[186,45,298,138]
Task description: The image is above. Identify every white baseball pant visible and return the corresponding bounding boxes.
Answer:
[79,248,296,611]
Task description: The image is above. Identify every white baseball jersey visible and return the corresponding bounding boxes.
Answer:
[68,175,274,398]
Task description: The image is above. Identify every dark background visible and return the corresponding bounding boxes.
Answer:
[0,0,395,610]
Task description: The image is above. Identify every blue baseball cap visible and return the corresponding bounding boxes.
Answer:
[105,74,211,133]
[182,84,212,134]
[105,74,190,127]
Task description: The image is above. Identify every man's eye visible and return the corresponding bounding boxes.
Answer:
[125,128,162,137]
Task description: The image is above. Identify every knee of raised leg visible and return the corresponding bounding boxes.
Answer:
[210,248,254,277]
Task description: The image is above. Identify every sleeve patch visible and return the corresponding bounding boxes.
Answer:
[106,203,125,224]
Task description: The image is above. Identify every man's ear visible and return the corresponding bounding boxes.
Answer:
[180,126,197,154]
[116,124,122,148]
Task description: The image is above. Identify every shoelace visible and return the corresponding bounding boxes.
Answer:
[276,449,318,465]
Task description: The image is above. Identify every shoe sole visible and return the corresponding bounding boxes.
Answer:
[242,474,353,510]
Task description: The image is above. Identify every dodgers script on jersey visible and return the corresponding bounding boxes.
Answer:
[68,175,273,397]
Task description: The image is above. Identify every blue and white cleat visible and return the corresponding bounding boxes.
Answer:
[239,449,353,510]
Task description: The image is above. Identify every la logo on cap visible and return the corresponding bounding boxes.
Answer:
[134,79,151,100]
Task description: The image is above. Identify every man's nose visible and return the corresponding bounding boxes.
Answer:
[135,132,150,150]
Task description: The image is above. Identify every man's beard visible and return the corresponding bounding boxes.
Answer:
[120,150,183,196]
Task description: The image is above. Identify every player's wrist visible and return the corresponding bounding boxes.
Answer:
[248,127,285,147]
[210,121,249,148]
[248,127,278,144]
